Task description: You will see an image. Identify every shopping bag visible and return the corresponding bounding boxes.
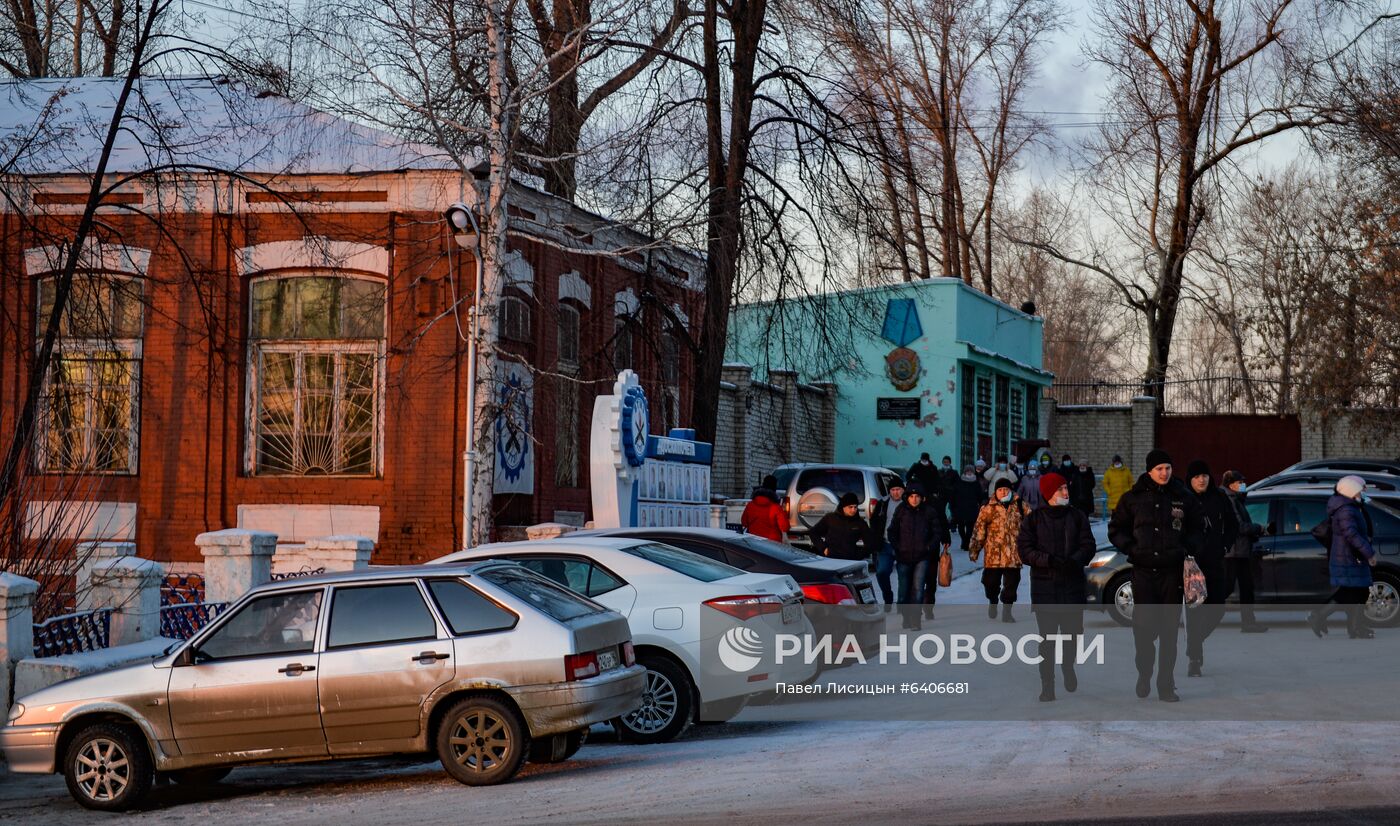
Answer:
[1183,556,1207,607]
[938,549,953,588]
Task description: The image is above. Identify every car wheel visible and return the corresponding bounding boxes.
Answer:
[166,767,232,785]
[1367,574,1400,628]
[63,723,154,812]
[613,654,693,744]
[528,728,587,763]
[436,696,528,786]
[1106,574,1134,627]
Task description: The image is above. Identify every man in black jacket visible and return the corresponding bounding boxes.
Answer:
[1183,459,1239,677]
[888,484,951,630]
[810,492,870,561]
[1107,448,1206,702]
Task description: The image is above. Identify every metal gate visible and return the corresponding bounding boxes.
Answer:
[1156,415,1301,482]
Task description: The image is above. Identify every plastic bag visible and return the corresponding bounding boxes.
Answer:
[937,550,953,588]
[1183,556,1207,607]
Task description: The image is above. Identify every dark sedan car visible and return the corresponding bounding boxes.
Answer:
[1085,485,1400,627]
[576,527,885,662]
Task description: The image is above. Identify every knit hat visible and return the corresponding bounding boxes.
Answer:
[888,476,905,489]
[1337,475,1366,500]
[1185,459,1211,480]
[994,476,1015,493]
[1040,472,1068,503]
[838,491,861,509]
[1221,470,1245,487]
[1144,448,1172,471]
[1111,454,1123,464]
[761,474,779,490]
[906,484,926,498]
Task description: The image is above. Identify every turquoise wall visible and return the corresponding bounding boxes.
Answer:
[726,277,1049,471]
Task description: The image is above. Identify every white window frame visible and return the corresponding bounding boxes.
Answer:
[501,294,532,343]
[245,273,386,477]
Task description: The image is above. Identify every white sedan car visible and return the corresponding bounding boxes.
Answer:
[434,537,817,743]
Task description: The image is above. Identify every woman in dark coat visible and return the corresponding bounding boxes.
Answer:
[1309,476,1378,639]
[950,465,985,550]
[809,492,870,561]
[1016,472,1096,701]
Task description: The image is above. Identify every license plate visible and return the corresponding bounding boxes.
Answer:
[781,603,801,624]
[859,587,875,604]
[596,649,619,671]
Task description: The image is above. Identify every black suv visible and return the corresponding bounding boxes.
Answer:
[1085,484,1400,627]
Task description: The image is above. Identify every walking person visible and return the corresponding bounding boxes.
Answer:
[888,484,950,630]
[951,465,984,550]
[1183,459,1238,677]
[969,477,1029,622]
[984,456,1019,497]
[1103,455,1133,514]
[741,474,789,542]
[868,477,905,611]
[1308,475,1379,639]
[1017,462,1046,509]
[974,458,991,498]
[937,456,960,509]
[1071,460,1097,516]
[809,492,870,561]
[1108,449,1205,702]
[906,453,940,496]
[1017,472,1096,701]
[1221,471,1268,633]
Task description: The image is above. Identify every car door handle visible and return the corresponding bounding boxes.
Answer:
[277,663,315,675]
[414,651,450,663]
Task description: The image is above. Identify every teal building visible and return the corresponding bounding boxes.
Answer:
[725,278,1052,470]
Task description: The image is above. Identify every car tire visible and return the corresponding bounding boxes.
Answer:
[1367,573,1400,628]
[435,696,528,786]
[528,728,587,763]
[613,654,693,744]
[63,722,154,812]
[166,766,232,785]
[1106,574,1134,628]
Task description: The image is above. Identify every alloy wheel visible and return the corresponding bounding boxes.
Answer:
[1367,580,1399,625]
[74,738,130,803]
[623,668,679,734]
[447,709,513,773]
[1115,579,1135,623]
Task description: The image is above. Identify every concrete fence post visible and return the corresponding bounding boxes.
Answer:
[75,541,136,610]
[88,557,166,647]
[197,528,277,603]
[302,536,374,572]
[0,573,39,707]
[1130,396,1158,470]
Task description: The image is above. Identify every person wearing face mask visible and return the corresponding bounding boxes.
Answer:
[905,452,941,498]
[1016,462,1045,509]
[1103,455,1133,514]
[1183,459,1238,677]
[1220,470,1268,633]
[983,455,1019,497]
[810,492,870,561]
[1308,475,1379,639]
[974,457,990,498]
[1108,448,1206,702]
[937,455,960,506]
[970,477,1029,622]
[1017,471,1096,701]
[1070,460,1097,516]
[950,465,984,551]
[1039,452,1053,472]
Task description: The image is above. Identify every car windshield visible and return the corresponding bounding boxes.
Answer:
[773,468,798,494]
[476,565,602,621]
[728,534,823,562]
[796,468,865,498]
[620,542,743,582]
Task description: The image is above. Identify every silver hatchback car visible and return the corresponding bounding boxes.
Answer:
[1,561,644,811]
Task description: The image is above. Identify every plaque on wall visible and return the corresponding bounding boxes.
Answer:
[877,397,920,420]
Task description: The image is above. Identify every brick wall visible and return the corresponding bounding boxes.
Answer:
[711,364,836,498]
[1301,408,1400,460]
[1043,398,1158,474]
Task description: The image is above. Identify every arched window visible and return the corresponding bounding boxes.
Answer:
[500,295,532,343]
[554,303,582,487]
[248,275,385,476]
[35,274,144,473]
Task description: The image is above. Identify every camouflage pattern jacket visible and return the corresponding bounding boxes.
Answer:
[969,497,1030,569]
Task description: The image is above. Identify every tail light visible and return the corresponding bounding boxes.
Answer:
[781,495,791,517]
[802,583,856,605]
[868,498,878,516]
[704,594,783,621]
[564,652,600,681]
[622,641,636,666]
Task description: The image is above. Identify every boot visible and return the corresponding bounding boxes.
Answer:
[923,607,935,621]
[1001,604,1016,624]
[1307,607,1329,638]
[1187,659,1202,678]
[1159,687,1180,703]
[1062,664,1078,693]
[1135,674,1151,699]
[988,602,997,620]
[1039,682,1056,702]
[1347,608,1375,639]
[1240,608,1268,633]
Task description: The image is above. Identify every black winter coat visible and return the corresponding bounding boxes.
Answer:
[1070,467,1097,514]
[1016,505,1096,604]
[887,501,950,564]
[1108,474,1206,570]
[1194,483,1239,562]
[1225,490,1263,559]
[905,461,941,495]
[937,466,960,498]
[950,478,984,524]
[810,512,870,560]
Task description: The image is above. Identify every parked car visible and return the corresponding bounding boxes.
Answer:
[772,463,903,547]
[1282,458,1400,476]
[1085,485,1400,627]
[433,536,817,744]
[0,562,644,812]
[572,527,884,662]
[1251,470,1400,501]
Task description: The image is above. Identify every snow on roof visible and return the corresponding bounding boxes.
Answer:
[1,76,459,177]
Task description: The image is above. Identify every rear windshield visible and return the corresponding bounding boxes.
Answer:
[476,565,602,621]
[620,542,742,582]
[729,534,823,563]
[773,468,798,494]
[796,468,865,498]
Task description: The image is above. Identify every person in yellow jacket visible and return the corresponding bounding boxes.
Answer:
[1103,454,1133,514]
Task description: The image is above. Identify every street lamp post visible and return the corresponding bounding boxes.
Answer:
[446,202,484,550]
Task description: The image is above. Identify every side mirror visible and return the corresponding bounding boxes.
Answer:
[173,646,196,667]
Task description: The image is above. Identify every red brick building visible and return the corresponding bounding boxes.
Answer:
[0,77,703,566]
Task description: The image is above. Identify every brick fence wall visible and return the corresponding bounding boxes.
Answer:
[1301,409,1400,460]
[712,365,837,499]
[1042,397,1158,474]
